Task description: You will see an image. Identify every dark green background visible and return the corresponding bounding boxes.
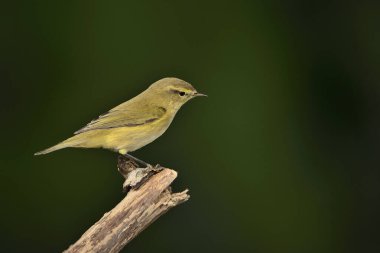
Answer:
[1,1,380,252]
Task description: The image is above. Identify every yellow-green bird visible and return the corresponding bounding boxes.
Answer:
[35,77,206,165]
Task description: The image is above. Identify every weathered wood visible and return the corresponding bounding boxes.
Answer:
[63,168,189,253]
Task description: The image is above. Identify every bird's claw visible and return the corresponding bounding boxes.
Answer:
[121,163,165,193]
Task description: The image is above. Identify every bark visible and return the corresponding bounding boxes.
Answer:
[63,168,189,253]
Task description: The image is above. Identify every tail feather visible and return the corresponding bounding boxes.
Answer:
[34,143,68,155]
[34,136,83,155]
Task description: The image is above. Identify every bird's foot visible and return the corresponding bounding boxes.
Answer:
[146,163,164,171]
[118,155,164,192]
[122,165,163,192]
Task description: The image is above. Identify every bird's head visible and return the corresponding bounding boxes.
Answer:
[148,77,206,110]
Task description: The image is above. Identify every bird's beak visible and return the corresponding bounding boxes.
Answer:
[193,92,207,97]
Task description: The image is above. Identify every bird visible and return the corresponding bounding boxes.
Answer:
[34,77,206,166]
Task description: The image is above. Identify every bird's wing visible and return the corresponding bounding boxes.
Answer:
[74,106,167,134]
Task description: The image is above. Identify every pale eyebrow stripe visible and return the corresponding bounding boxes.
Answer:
[170,89,184,94]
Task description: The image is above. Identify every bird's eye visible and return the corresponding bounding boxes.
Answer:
[169,89,187,96]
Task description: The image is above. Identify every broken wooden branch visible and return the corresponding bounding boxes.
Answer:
[63,163,189,253]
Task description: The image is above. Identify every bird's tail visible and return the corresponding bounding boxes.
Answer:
[34,135,83,155]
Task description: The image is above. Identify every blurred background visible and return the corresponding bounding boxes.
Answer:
[1,0,380,252]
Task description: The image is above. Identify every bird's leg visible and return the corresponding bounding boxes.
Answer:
[123,153,152,168]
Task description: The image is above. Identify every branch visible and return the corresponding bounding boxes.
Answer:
[63,168,189,253]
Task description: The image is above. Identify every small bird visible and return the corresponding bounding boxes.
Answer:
[35,77,206,165]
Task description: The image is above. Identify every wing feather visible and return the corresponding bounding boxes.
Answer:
[74,106,166,134]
